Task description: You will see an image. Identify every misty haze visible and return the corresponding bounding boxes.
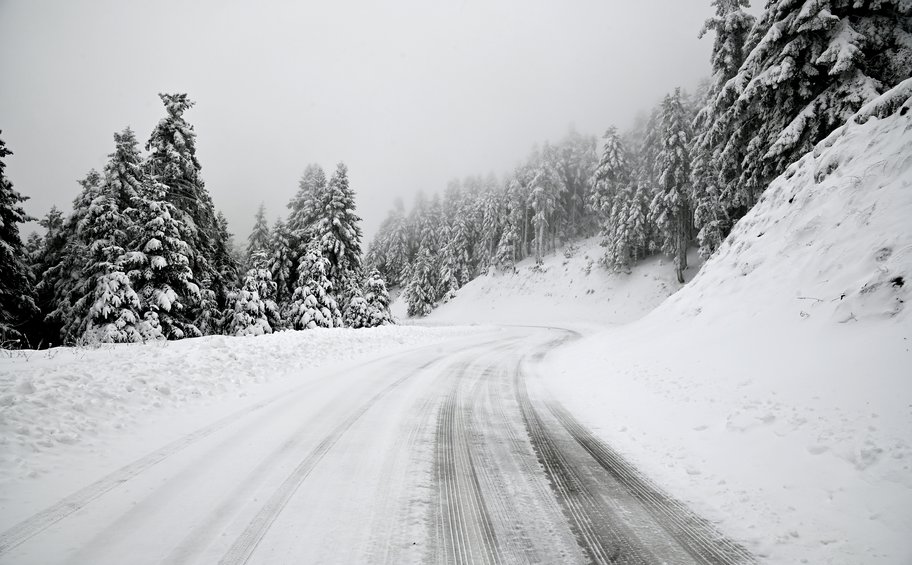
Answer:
[0,1,910,564]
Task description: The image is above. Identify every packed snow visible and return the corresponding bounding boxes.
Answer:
[542,85,912,564]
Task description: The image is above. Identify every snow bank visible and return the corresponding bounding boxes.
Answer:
[394,237,700,327]
[544,84,912,564]
[0,325,473,481]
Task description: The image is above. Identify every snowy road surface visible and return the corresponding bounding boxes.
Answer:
[0,327,753,564]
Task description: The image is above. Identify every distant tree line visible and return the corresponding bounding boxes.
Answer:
[0,94,392,346]
[366,0,911,316]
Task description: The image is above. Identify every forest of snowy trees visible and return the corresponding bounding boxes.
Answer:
[0,95,392,346]
[1,0,909,338]
[365,0,911,316]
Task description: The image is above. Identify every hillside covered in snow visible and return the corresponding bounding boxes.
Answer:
[542,82,912,564]
[392,238,701,327]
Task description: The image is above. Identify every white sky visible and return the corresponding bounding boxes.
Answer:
[0,0,758,243]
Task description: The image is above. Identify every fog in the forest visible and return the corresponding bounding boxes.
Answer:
[0,0,755,241]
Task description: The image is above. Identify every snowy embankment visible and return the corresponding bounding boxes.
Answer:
[394,237,700,328]
[544,83,912,564]
[0,325,473,482]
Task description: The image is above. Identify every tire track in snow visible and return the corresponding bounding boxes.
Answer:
[472,364,586,564]
[514,327,754,564]
[547,402,756,565]
[514,362,652,565]
[219,337,519,565]
[433,365,502,565]
[0,335,499,559]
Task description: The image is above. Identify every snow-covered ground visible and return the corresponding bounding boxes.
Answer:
[0,325,474,487]
[542,85,912,563]
[391,237,701,328]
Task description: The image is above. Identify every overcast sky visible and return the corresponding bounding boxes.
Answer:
[0,0,758,244]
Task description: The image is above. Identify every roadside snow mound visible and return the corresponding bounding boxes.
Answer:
[0,325,472,480]
[396,237,698,327]
[544,81,912,565]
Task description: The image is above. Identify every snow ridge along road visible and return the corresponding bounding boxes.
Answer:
[0,327,753,564]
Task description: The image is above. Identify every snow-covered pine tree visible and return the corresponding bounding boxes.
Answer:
[691,0,755,258]
[493,219,518,272]
[316,163,365,309]
[342,285,370,329]
[706,0,912,215]
[529,143,562,261]
[266,218,294,315]
[225,267,280,336]
[551,129,598,240]
[209,211,241,332]
[0,134,38,342]
[603,179,652,271]
[288,240,342,329]
[383,199,411,286]
[590,127,638,267]
[146,93,219,327]
[106,128,144,210]
[84,270,162,343]
[124,174,201,340]
[287,164,327,239]
[648,89,693,283]
[479,186,505,269]
[45,170,104,342]
[60,127,156,343]
[363,269,393,326]
[405,246,437,317]
[590,127,630,217]
[247,203,271,269]
[30,207,69,343]
[364,212,393,284]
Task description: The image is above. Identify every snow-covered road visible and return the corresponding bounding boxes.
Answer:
[0,327,752,564]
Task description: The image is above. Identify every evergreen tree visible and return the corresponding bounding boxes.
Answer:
[266,218,294,312]
[649,89,693,284]
[84,271,162,343]
[30,207,68,344]
[105,128,144,210]
[343,286,370,329]
[691,0,755,258]
[209,211,241,332]
[226,267,279,336]
[590,127,630,217]
[551,128,598,239]
[404,246,437,317]
[288,241,342,329]
[0,134,38,342]
[46,170,105,342]
[124,176,201,339]
[493,219,518,272]
[287,163,327,239]
[529,144,562,260]
[316,162,364,296]
[247,203,271,268]
[363,269,393,326]
[603,180,652,271]
[705,0,912,214]
[146,93,219,326]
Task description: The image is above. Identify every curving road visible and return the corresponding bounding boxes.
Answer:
[0,327,753,564]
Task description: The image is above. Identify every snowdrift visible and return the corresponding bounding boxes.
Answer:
[544,81,912,564]
[0,325,473,483]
